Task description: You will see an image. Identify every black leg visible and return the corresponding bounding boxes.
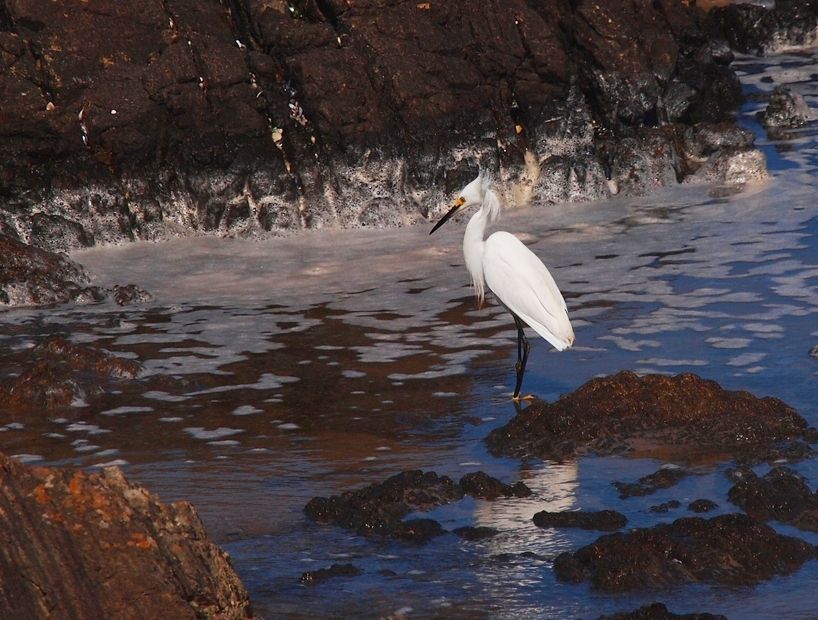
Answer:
[512,314,530,400]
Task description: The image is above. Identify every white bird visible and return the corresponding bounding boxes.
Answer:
[430,173,574,400]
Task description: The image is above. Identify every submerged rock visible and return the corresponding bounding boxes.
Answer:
[554,513,816,592]
[485,371,812,462]
[0,336,142,413]
[533,509,627,532]
[459,471,532,500]
[688,499,718,513]
[0,451,254,619]
[300,563,363,585]
[305,469,529,542]
[614,467,688,499]
[597,602,726,620]
[650,500,682,514]
[0,1,755,248]
[454,526,500,541]
[728,466,818,530]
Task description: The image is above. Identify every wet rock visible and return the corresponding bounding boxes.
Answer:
[486,371,809,463]
[533,509,627,532]
[614,467,688,499]
[758,86,814,130]
[712,1,818,55]
[0,234,102,306]
[304,470,463,540]
[0,451,254,619]
[0,336,142,412]
[554,513,816,591]
[689,499,718,513]
[811,344,818,359]
[0,1,753,246]
[300,563,362,585]
[111,283,153,305]
[454,526,500,541]
[459,471,532,500]
[597,602,726,620]
[650,500,682,514]
[393,518,445,543]
[728,466,818,530]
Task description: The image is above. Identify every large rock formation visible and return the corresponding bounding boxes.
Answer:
[0,0,754,256]
[0,451,254,619]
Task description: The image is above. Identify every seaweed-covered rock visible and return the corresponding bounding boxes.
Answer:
[533,509,627,532]
[554,513,816,591]
[728,466,818,530]
[459,471,532,500]
[0,452,254,619]
[597,602,726,620]
[304,470,462,540]
[614,467,688,499]
[486,371,811,462]
[0,336,142,412]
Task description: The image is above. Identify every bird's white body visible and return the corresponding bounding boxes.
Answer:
[429,173,574,398]
[459,178,574,351]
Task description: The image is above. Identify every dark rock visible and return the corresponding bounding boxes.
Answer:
[304,470,463,540]
[811,345,818,359]
[554,513,816,591]
[728,466,818,530]
[300,563,362,585]
[650,500,682,514]
[111,283,153,305]
[393,518,445,543]
[0,1,755,247]
[453,526,500,541]
[0,234,102,306]
[689,499,718,513]
[0,451,255,619]
[486,371,809,463]
[758,86,813,130]
[0,336,142,412]
[597,602,726,620]
[459,471,531,500]
[615,467,688,499]
[533,509,627,532]
[712,1,818,55]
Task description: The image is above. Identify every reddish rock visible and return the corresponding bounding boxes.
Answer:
[486,371,811,462]
[597,602,726,620]
[554,513,816,592]
[0,336,142,412]
[459,471,532,500]
[0,451,254,619]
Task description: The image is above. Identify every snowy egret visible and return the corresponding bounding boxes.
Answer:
[430,173,574,400]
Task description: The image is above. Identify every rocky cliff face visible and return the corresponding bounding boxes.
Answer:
[0,0,756,254]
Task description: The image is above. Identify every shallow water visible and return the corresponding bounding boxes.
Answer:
[3,52,818,618]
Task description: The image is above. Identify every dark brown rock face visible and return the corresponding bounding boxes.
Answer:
[614,467,688,499]
[712,0,818,55]
[0,0,753,249]
[0,452,254,619]
[554,513,816,592]
[485,371,811,462]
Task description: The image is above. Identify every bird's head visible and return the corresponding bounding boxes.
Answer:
[429,173,489,235]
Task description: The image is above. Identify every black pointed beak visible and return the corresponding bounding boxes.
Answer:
[429,198,465,235]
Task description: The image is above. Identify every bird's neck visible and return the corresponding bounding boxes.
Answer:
[463,208,487,303]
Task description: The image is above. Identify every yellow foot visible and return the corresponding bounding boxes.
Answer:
[511,393,536,402]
